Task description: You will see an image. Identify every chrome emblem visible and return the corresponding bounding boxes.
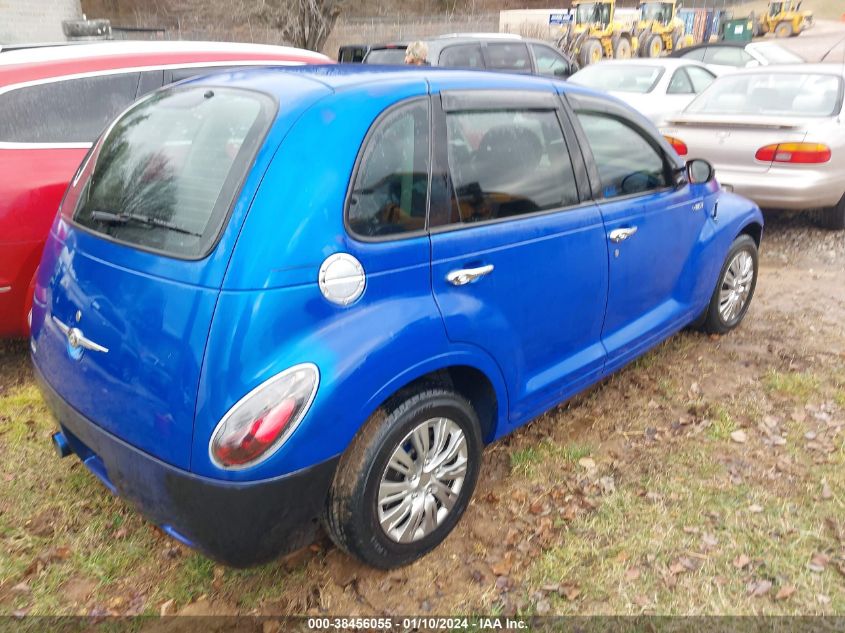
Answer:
[52,315,109,358]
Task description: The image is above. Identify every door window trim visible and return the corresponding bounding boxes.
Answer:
[342,96,434,244]
[428,90,591,235]
[564,93,685,203]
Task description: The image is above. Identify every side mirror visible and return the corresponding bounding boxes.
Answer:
[687,158,714,184]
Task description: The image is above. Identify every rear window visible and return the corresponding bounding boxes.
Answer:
[364,48,407,65]
[686,72,843,118]
[72,86,275,258]
[570,64,664,94]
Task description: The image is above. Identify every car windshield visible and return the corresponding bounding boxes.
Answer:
[570,64,664,93]
[685,72,843,118]
[72,86,275,258]
[576,3,611,25]
[639,2,673,23]
[749,42,803,64]
[364,48,408,64]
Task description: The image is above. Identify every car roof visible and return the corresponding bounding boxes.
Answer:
[186,63,595,99]
[577,58,709,69]
[713,62,845,78]
[0,40,329,68]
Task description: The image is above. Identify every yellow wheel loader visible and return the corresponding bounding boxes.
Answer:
[557,0,638,67]
[753,1,813,38]
[635,1,694,58]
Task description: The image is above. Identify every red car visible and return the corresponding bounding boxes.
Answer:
[0,40,330,337]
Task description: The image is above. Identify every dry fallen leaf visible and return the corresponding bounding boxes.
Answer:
[624,567,641,582]
[733,554,752,570]
[775,585,796,601]
[821,481,833,500]
[560,583,580,601]
[808,553,829,573]
[747,579,772,597]
[578,457,596,471]
[748,504,763,514]
[159,599,175,616]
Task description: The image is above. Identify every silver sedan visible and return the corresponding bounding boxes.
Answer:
[661,64,845,229]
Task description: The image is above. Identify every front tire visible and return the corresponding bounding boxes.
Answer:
[775,21,793,37]
[647,34,664,58]
[324,387,482,569]
[818,193,845,230]
[700,234,758,334]
[613,37,632,59]
[579,38,603,66]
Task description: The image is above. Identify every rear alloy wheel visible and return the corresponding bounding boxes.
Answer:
[613,37,632,59]
[324,387,482,568]
[775,21,793,37]
[647,34,664,58]
[700,235,758,334]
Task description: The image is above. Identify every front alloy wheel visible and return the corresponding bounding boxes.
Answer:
[700,234,758,334]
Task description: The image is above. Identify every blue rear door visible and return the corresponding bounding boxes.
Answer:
[568,96,707,373]
[428,89,608,427]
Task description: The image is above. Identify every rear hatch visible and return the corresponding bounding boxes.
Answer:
[31,77,327,469]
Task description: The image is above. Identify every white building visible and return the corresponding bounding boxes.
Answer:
[0,0,83,44]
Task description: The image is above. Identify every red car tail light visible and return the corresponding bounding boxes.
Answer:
[755,143,831,164]
[664,135,688,157]
[210,364,319,469]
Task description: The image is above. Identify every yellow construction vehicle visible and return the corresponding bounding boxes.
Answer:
[753,1,813,37]
[635,1,694,58]
[557,0,638,67]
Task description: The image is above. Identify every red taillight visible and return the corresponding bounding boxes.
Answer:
[209,364,319,469]
[755,143,831,164]
[214,398,297,466]
[664,135,688,157]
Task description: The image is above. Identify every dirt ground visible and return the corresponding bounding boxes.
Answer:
[0,211,843,618]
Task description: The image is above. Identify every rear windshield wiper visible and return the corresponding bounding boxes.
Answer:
[89,209,202,237]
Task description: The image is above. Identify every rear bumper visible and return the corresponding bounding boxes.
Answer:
[716,165,843,211]
[34,364,339,568]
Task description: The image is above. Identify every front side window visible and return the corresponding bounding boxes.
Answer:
[531,44,571,77]
[444,109,579,224]
[0,73,140,143]
[667,69,694,94]
[485,43,532,73]
[73,86,275,258]
[576,112,669,198]
[347,100,430,238]
[439,44,484,69]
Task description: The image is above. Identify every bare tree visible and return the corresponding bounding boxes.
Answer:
[252,0,343,51]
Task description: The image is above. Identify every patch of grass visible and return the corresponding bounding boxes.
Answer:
[510,447,542,476]
[763,370,820,402]
[539,440,592,464]
[708,405,736,441]
[169,554,216,605]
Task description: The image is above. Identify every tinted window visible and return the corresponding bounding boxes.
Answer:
[445,109,579,224]
[72,87,275,258]
[0,73,140,143]
[137,70,163,98]
[576,112,668,198]
[531,44,571,77]
[667,68,694,94]
[685,65,716,93]
[703,46,752,66]
[485,42,532,73]
[347,100,430,238]
[439,44,484,69]
[364,48,408,65]
[680,47,706,62]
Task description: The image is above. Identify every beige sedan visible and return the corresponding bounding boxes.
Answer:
[661,64,845,229]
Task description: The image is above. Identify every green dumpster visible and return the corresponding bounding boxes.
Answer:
[722,17,754,42]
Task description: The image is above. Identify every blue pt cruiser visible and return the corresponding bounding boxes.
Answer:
[31,66,763,568]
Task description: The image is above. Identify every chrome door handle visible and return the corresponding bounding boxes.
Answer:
[608,226,638,243]
[446,264,494,286]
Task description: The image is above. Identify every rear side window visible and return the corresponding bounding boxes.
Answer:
[485,43,532,73]
[576,112,669,198]
[531,44,571,77]
[667,69,694,94]
[73,87,275,258]
[445,109,579,223]
[439,44,484,69]
[347,100,430,238]
[0,73,140,143]
[685,66,716,93]
[680,47,706,62]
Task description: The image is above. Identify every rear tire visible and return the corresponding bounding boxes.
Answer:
[818,194,845,231]
[700,235,758,335]
[774,21,793,37]
[613,37,632,59]
[579,38,603,66]
[647,34,664,58]
[324,387,482,569]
